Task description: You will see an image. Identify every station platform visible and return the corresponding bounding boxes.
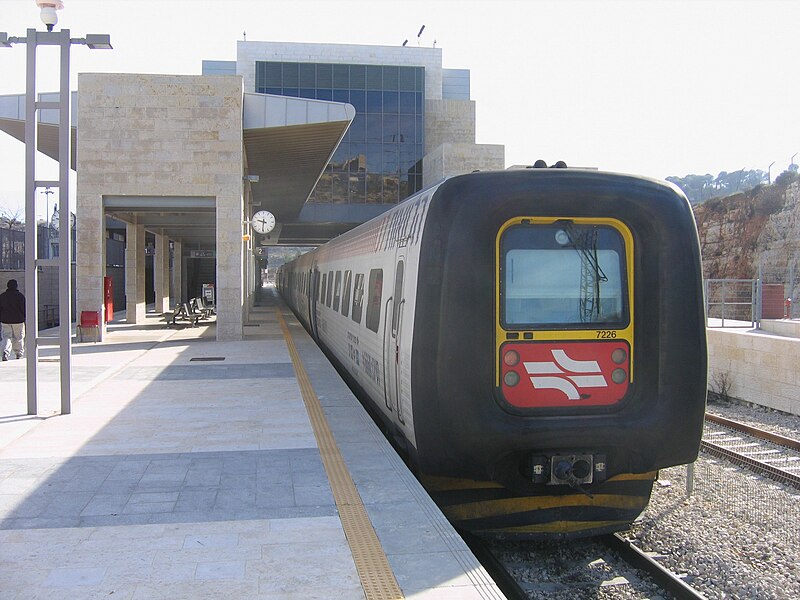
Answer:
[0,288,504,599]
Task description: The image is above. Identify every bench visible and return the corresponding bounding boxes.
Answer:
[190,297,215,319]
[164,303,200,327]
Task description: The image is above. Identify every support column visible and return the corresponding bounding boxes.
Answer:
[154,233,170,314]
[125,223,146,324]
[216,195,245,341]
[172,240,182,308]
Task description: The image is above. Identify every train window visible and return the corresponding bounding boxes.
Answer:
[333,271,342,311]
[342,270,353,317]
[352,273,365,323]
[320,273,327,304]
[365,269,384,333]
[326,270,334,307]
[391,261,404,334]
[501,224,628,328]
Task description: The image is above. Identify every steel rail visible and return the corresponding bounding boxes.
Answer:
[601,533,707,600]
[460,532,528,600]
[705,413,800,451]
[700,439,800,490]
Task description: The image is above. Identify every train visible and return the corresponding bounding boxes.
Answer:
[277,167,707,539]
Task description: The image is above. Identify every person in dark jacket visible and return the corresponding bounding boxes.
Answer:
[0,279,26,361]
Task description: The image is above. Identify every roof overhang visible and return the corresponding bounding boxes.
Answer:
[0,91,355,247]
[0,92,77,168]
[243,93,354,222]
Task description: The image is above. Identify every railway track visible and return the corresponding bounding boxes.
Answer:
[472,532,706,599]
[702,414,800,490]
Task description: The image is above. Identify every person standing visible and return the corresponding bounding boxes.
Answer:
[0,279,26,361]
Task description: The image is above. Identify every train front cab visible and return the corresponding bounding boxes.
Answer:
[416,171,707,539]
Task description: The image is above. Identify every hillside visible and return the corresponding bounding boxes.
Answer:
[693,179,800,292]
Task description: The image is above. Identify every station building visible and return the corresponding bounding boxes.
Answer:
[0,40,504,341]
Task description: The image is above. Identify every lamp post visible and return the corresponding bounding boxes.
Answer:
[42,186,53,258]
[768,161,775,185]
[0,1,112,416]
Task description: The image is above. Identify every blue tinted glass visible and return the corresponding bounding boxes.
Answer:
[350,143,366,171]
[383,115,398,143]
[383,175,399,202]
[266,62,282,87]
[333,64,349,88]
[399,92,415,114]
[399,115,415,143]
[350,65,366,89]
[366,114,382,142]
[366,65,382,90]
[283,63,299,87]
[415,92,423,113]
[399,67,416,91]
[366,91,382,113]
[382,66,399,90]
[332,142,349,170]
[348,114,365,141]
[333,89,349,103]
[265,87,282,95]
[283,88,298,97]
[317,89,332,101]
[317,64,333,88]
[382,145,398,173]
[416,116,424,140]
[399,144,416,170]
[350,90,366,113]
[366,143,382,172]
[298,88,316,99]
[299,64,316,88]
[383,91,399,113]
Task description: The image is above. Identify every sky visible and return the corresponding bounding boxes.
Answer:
[0,0,798,218]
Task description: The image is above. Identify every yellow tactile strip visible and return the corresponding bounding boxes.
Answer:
[277,308,404,600]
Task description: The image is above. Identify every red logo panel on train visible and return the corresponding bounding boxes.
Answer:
[500,341,630,408]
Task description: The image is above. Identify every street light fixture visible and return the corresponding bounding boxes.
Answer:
[36,0,64,32]
[0,0,112,417]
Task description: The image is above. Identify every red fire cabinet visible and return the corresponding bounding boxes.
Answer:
[104,276,113,322]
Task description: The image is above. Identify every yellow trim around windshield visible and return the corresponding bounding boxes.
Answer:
[494,217,635,387]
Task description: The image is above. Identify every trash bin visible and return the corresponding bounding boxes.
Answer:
[77,311,100,342]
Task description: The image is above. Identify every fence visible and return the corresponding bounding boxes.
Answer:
[705,279,758,326]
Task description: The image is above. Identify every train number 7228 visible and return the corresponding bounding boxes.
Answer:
[596,330,617,339]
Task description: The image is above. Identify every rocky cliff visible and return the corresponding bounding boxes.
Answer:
[693,180,800,295]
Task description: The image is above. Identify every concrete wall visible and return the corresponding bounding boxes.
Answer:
[76,73,245,340]
[423,142,505,186]
[424,98,476,151]
[708,327,800,415]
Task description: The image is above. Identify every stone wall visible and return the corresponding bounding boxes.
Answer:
[76,73,245,340]
[708,328,800,415]
[423,142,505,186]
[424,98,476,152]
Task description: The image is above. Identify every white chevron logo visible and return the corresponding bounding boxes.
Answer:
[523,350,607,400]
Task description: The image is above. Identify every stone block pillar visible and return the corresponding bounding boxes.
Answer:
[75,194,106,336]
[125,224,146,324]
[155,233,170,313]
[172,241,182,307]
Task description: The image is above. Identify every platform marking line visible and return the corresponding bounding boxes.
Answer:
[277,307,404,600]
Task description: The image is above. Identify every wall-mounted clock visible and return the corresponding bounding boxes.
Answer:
[252,210,276,234]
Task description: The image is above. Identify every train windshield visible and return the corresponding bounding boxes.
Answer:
[501,223,628,328]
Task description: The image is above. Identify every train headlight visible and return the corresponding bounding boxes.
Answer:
[503,349,520,367]
[611,368,627,384]
[555,229,570,246]
[611,348,627,364]
[504,371,520,387]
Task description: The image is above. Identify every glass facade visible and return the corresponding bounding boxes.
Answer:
[256,61,425,204]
